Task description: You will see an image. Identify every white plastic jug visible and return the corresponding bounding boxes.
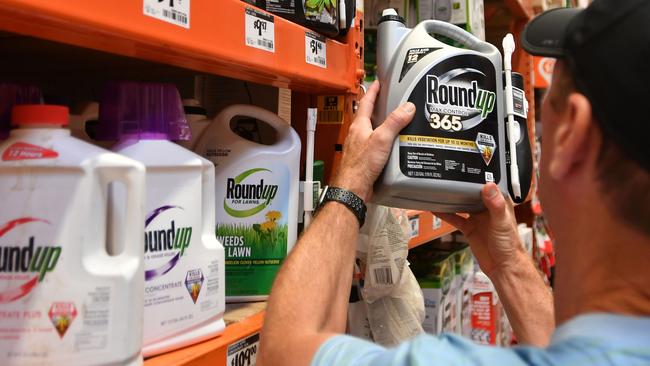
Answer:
[100,82,226,357]
[175,99,211,150]
[0,105,145,365]
[195,105,300,302]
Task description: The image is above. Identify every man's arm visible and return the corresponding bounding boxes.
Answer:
[258,81,416,366]
[437,186,555,346]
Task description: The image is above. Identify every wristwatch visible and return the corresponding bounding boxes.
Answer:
[317,186,367,227]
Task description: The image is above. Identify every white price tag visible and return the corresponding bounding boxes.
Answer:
[143,0,190,28]
[409,216,420,239]
[245,8,275,53]
[227,333,259,366]
[305,32,327,68]
[433,215,442,230]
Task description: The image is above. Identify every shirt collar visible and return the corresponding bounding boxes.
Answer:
[551,313,650,347]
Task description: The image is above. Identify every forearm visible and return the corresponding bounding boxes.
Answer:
[260,202,359,365]
[489,252,555,346]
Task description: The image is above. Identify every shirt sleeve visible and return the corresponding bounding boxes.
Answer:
[311,333,544,366]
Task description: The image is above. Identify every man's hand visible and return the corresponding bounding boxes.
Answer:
[438,183,555,346]
[332,80,416,202]
[436,183,525,278]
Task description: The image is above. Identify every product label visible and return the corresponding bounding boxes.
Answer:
[0,208,113,360]
[303,0,337,25]
[400,54,501,184]
[305,31,327,68]
[245,7,275,53]
[217,165,291,296]
[140,168,223,342]
[143,0,190,28]
[400,48,440,82]
[2,142,58,161]
[266,0,296,15]
[316,95,344,124]
[408,215,419,239]
[227,332,259,366]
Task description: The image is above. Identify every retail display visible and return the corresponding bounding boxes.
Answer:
[242,0,356,37]
[372,8,508,212]
[195,105,300,302]
[98,82,226,357]
[0,104,146,365]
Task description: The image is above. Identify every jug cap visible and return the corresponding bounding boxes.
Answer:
[97,81,190,141]
[12,105,69,126]
[1,84,42,137]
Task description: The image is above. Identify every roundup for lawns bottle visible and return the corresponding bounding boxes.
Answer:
[98,82,226,357]
[195,105,300,302]
[0,105,146,365]
[372,9,508,212]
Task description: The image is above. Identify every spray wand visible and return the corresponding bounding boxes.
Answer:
[502,33,521,199]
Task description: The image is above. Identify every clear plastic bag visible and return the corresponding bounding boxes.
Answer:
[356,204,425,346]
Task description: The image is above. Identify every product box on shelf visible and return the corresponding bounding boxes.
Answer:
[410,244,456,334]
[470,270,501,345]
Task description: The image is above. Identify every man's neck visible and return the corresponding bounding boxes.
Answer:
[553,199,650,325]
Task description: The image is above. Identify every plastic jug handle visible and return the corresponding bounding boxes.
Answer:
[420,20,493,54]
[201,161,216,243]
[98,158,145,261]
[217,104,290,138]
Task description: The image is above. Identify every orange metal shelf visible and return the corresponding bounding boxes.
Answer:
[0,0,362,94]
[407,211,457,249]
[145,310,265,366]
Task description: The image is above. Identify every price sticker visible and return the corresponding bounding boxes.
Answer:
[227,332,259,366]
[409,215,420,239]
[143,0,190,28]
[305,32,327,68]
[245,8,275,53]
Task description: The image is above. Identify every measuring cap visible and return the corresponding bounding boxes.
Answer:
[11,105,69,127]
[97,81,190,141]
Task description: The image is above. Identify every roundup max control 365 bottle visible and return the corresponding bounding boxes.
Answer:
[372,9,509,212]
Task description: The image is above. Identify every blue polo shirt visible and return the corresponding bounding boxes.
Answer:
[312,313,650,365]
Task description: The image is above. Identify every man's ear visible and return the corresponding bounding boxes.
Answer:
[548,93,596,180]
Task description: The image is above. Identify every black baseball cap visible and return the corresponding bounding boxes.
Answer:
[521,0,650,172]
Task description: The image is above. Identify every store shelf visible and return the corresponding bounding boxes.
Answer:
[0,0,363,94]
[145,302,266,366]
[407,211,457,249]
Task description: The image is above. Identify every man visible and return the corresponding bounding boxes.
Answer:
[258,0,650,364]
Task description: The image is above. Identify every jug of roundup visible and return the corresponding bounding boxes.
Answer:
[194,105,300,302]
[97,82,226,357]
[372,9,508,212]
[0,105,145,365]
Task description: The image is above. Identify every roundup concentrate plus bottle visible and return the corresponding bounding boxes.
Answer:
[195,105,300,302]
[0,105,146,365]
[372,9,509,212]
[97,82,226,356]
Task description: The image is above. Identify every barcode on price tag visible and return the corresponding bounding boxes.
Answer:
[227,332,259,366]
[305,32,327,68]
[143,0,190,28]
[245,8,275,53]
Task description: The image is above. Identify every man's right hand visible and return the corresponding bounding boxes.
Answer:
[435,183,526,279]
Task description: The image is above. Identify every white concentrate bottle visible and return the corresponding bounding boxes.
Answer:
[0,105,146,365]
[97,82,226,357]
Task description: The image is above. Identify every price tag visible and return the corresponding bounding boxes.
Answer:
[143,0,190,28]
[409,215,420,239]
[227,332,259,366]
[305,32,327,68]
[433,215,442,230]
[245,8,275,53]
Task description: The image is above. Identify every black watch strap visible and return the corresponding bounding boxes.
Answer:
[318,186,366,227]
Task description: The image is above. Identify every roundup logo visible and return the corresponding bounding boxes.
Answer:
[225,168,279,218]
[144,205,192,281]
[425,68,496,131]
[0,218,61,303]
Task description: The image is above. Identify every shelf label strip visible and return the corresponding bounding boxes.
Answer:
[245,8,275,53]
[305,31,327,69]
[143,0,190,29]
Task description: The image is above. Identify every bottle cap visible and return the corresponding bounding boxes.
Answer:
[11,104,69,126]
[97,81,190,141]
[0,84,43,137]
